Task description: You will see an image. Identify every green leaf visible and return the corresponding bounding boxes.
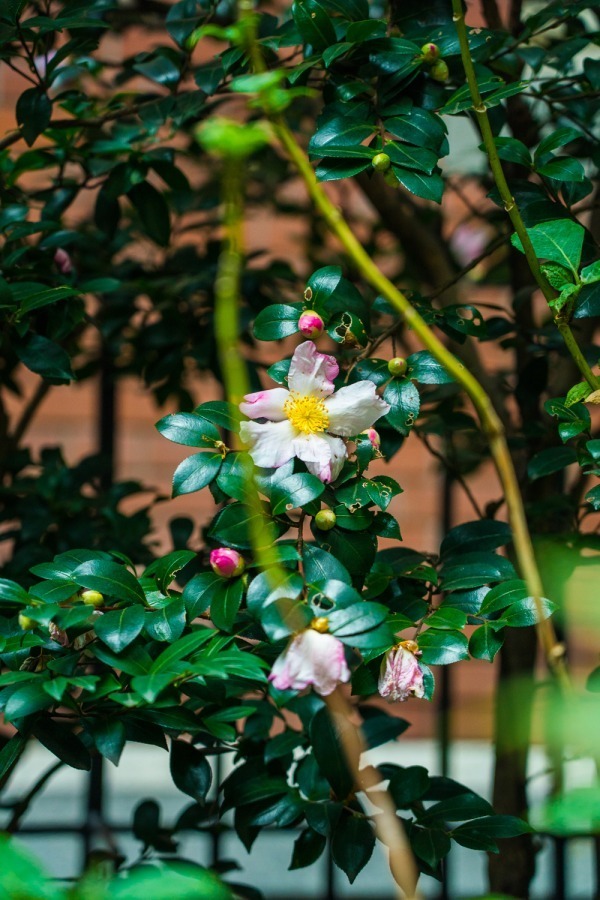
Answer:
[0,579,29,605]
[15,283,80,315]
[411,826,451,868]
[408,350,454,385]
[536,157,585,183]
[210,579,244,632]
[308,116,375,158]
[310,706,353,799]
[292,0,337,51]
[172,451,221,497]
[216,451,254,502]
[128,182,171,246]
[441,520,512,557]
[89,718,126,766]
[145,598,186,642]
[16,87,51,146]
[469,625,504,662]
[303,543,351,584]
[386,141,438,175]
[392,168,444,203]
[208,502,286,550]
[511,219,585,274]
[383,378,420,435]
[145,550,196,593]
[497,597,556,627]
[419,791,494,825]
[149,627,213,674]
[527,445,578,480]
[271,472,325,515]
[16,334,73,381]
[452,814,533,851]
[585,485,600,511]
[72,559,145,603]
[155,411,221,447]
[493,137,531,167]
[290,828,327,870]
[253,303,301,340]
[360,708,409,748]
[441,553,516,591]
[417,629,469,666]
[0,733,27,788]
[4,682,52,722]
[183,571,227,619]
[94,605,145,653]
[170,739,212,803]
[331,812,375,883]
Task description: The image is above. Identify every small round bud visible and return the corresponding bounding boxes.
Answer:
[430,60,449,82]
[371,152,391,173]
[81,590,105,608]
[53,248,72,275]
[420,42,440,63]
[314,509,337,531]
[210,548,245,578]
[18,613,36,631]
[311,616,330,634]
[361,427,381,450]
[298,310,325,338]
[388,357,408,376]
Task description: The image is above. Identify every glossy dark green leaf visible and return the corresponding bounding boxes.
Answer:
[94,605,145,653]
[16,334,73,381]
[417,629,469,666]
[331,812,375,883]
[0,733,27,788]
[310,706,353,800]
[511,219,584,274]
[144,550,195,593]
[128,181,171,246]
[32,719,91,770]
[253,303,301,340]
[389,765,430,807]
[4,682,53,722]
[292,0,337,51]
[384,378,420,435]
[527,445,577,480]
[217,451,254,502]
[145,597,186,642]
[290,827,327,869]
[208,501,286,550]
[408,350,454,385]
[391,168,444,203]
[441,520,512,557]
[16,87,51,146]
[156,412,221,447]
[170,739,212,803]
[441,552,516,591]
[469,625,504,662]
[411,825,451,868]
[271,472,325,515]
[210,578,244,632]
[72,559,145,603]
[360,708,409,748]
[419,791,494,825]
[172,451,221,497]
[89,718,126,766]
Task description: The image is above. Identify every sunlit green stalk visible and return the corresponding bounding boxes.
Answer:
[450,0,599,392]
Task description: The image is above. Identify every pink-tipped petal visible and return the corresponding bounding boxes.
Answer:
[239,388,290,421]
[239,419,297,469]
[269,630,350,696]
[298,311,324,338]
[325,381,390,437]
[210,548,244,578]
[288,341,339,397]
[293,432,346,483]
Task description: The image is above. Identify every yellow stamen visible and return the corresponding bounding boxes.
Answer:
[311,616,329,633]
[284,392,329,434]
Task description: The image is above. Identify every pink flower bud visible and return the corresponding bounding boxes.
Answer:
[54,248,73,275]
[298,310,324,338]
[210,547,245,578]
[361,427,381,450]
[378,641,425,702]
[269,628,350,696]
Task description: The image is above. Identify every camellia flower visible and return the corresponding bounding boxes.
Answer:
[269,622,350,696]
[210,547,245,578]
[378,640,425,702]
[54,248,73,275]
[239,341,390,483]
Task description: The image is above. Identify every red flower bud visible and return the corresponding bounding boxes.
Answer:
[298,310,324,338]
[210,547,245,578]
[54,248,73,275]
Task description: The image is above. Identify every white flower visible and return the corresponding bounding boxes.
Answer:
[269,628,350,696]
[378,642,425,702]
[239,341,390,483]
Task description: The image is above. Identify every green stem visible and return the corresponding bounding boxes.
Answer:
[450,0,600,392]
[271,119,570,692]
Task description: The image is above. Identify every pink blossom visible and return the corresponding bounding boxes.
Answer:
[269,628,350,696]
[378,642,425,702]
[54,248,73,275]
[240,341,389,483]
[361,427,381,450]
[210,547,245,578]
[298,310,324,338]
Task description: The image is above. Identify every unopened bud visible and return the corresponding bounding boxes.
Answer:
[314,509,336,531]
[421,42,440,63]
[371,152,391,173]
[54,248,72,275]
[361,427,381,450]
[311,616,329,634]
[298,310,324,338]
[430,60,449,82]
[388,357,408,376]
[81,590,105,608]
[210,547,245,578]
[18,613,36,631]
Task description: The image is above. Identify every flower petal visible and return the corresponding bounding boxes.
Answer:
[269,630,350,696]
[239,419,297,469]
[293,432,346,483]
[325,381,390,437]
[239,388,289,421]
[288,341,339,397]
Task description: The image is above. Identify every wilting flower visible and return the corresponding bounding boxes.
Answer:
[269,626,350,696]
[54,248,73,275]
[239,341,389,483]
[210,547,245,578]
[378,641,425,702]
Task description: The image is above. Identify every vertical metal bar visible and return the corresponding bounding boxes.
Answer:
[554,837,567,900]
[594,835,600,900]
[326,842,335,900]
[210,755,223,867]
[438,469,454,900]
[82,346,116,865]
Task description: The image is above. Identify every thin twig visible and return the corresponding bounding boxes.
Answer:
[6,761,64,833]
